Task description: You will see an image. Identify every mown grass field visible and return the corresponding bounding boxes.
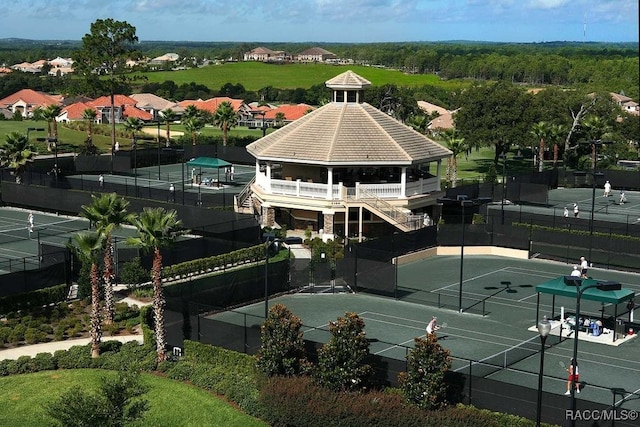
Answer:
[0,369,267,427]
[137,62,467,91]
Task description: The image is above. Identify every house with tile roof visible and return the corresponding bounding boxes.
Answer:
[57,102,98,123]
[86,94,141,124]
[610,92,639,116]
[243,47,289,62]
[0,89,63,118]
[417,100,457,133]
[179,96,253,123]
[243,71,452,241]
[130,93,184,121]
[296,47,338,63]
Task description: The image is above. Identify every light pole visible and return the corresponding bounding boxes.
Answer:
[568,279,621,427]
[501,153,507,225]
[157,120,162,180]
[536,316,551,427]
[177,148,185,205]
[586,140,612,265]
[263,232,275,319]
[437,195,491,313]
[133,135,138,197]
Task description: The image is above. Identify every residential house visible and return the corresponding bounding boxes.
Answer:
[243,47,288,62]
[610,92,639,116]
[179,96,253,123]
[130,93,184,122]
[417,100,456,133]
[86,94,145,124]
[0,89,63,118]
[57,102,98,123]
[244,70,452,241]
[264,103,314,126]
[296,47,338,63]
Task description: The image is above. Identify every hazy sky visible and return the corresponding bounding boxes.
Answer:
[1,0,637,43]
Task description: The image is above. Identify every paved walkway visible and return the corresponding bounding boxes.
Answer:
[0,335,144,361]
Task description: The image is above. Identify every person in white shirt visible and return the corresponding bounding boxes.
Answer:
[603,180,611,197]
[580,256,589,278]
[426,317,439,336]
[570,265,581,277]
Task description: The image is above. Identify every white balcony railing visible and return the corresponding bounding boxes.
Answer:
[255,172,439,201]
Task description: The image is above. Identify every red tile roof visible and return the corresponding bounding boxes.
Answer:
[264,104,314,121]
[88,94,138,107]
[180,97,244,114]
[60,102,97,120]
[0,89,62,108]
[123,104,153,120]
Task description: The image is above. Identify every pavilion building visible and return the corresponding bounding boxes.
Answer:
[243,70,452,241]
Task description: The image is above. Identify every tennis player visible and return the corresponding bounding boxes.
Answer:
[426,317,439,336]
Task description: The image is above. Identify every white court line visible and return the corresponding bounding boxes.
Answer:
[432,267,510,292]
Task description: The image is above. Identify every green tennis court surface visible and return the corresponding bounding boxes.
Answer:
[212,254,640,410]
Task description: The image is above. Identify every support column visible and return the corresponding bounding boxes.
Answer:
[262,203,274,227]
[322,210,335,242]
[400,167,407,197]
[326,167,333,199]
[436,160,442,190]
[358,206,363,242]
[344,206,349,241]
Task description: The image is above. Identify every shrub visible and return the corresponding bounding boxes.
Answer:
[46,369,149,427]
[314,312,372,392]
[256,303,309,377]
[398,335,451,410]
[120,258,150,288]
[53,345,93,369]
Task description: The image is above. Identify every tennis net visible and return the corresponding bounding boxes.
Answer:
[0,218,89,245]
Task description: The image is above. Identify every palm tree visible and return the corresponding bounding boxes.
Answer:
[160,108,178,147]
[581,115,610,169]
[0,131,37,183]
[531,121,552,172]
[82,108,98,142]
[212,101,237,146]
[274,112,286,128]
[550,123,566,167]
[80,193,135,325]
[442,129,467,188]
[183,117,204,146]
[127,207,185,363]
[408,114,429,135]
[123,117,144,147]
[71,232,104,358]
[183,104,201,120]
[43,104,62,151]
[31,106,45,122]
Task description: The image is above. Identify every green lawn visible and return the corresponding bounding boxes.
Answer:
[138,62,468,91]
[0,369,267,427]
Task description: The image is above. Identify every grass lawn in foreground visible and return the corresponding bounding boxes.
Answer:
[0,369,267,427]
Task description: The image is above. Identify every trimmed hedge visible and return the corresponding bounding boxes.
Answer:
[161,245,265,281]
[0,284,68,314]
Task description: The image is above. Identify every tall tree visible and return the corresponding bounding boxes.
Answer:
[123,117,144,147]
[0,131,37,183]
[73,19,140,156]
[81,193,135,325]
[183,117,204,146]
[71,232,104,358]
[530,121,552,172]
[127,207,184,363]
[441,129,467,188]
[454,81,535,164]
[83,108,98,142]
[212,101,237,146]
[44,104,62,149]
[159,108,178,147]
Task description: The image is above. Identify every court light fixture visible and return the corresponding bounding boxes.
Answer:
[569,279,621,427]
[536,316,551,427]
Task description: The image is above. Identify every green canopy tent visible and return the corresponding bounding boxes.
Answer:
[535,276,635,342]
[187,157,232,185]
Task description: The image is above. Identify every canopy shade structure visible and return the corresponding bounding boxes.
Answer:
[187,157,232,169]
[536,276,634,305]
[535,276,636,343]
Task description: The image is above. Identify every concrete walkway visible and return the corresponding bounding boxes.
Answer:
[0,335,144,361]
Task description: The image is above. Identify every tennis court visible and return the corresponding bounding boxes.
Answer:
[0,207,139,273]
[211,254,640,411]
